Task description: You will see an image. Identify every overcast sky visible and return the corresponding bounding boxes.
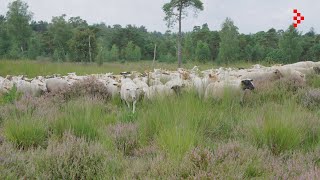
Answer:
[0,0,319,34]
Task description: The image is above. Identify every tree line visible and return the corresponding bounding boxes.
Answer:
[0,0,320,66]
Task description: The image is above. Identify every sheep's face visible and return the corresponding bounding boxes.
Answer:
[126,87,139,100]
[241,79,255,91]
[313,67,320,74]
[2,80,14,91]
[273,69,284,79]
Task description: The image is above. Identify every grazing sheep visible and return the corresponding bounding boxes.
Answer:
[46,78,70,93]
[145,85,174,100]
[15,79,44,97]
[241,69,283,90]
[133,78,149,98]
[106,80,121,98]
[0,77,14,93]
[120,81,140,113]
[204,79,255,101]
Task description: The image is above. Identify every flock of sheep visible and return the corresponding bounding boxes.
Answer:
[1,61,320,113]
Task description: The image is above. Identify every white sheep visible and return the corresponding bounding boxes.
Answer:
[145,84,174,100]
[0,77,13,93]
[46,78,70,93]
[120,81,140,113]
[106,80,121,98]
[204,79,255,101]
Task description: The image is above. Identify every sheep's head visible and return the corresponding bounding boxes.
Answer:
[126,87,139,100]
[241,79,255,91]
[273,69,283,79]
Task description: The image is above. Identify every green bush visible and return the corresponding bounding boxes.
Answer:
[4,116,48,149]
[0,85,20,104]
[52,99,114,140]
[249,103,320,154]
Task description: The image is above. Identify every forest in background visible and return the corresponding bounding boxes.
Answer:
[1,0,320,65]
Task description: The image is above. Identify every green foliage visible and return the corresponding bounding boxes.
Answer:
[0,16,11,58]
[69,28,97,62]
[52,102,100,140]
[218,18,240,64]
[27,33,42,59]
[162,0,204,28]
[0,85,20,104]
[266,49,287,62]
[195,40,210,63]
[96,47,105,66]
[6,0,32,54]
[110,44,120,61]
[48,14,73,61]
[279,25,303,63]
[124,41,141,61]
[4,114,48,149]
[159,52,175,63]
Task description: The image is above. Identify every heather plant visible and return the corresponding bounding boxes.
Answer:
[108,123,139,156]
[61,76,110,102]
[34,132,110,179]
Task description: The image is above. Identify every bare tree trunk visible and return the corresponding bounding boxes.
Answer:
[177,6,182,68]
[89,35,92,63]
[153,44,157,68]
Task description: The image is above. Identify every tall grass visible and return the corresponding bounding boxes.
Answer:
[52,98,116,140]
[4,114,48,148]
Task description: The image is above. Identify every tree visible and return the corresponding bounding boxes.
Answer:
[279,25,303,63]
[0,15,11,58]
[218,18,240,64]
[110,44,120,61]
[163,0,204,67]
[6,0,33,54]
[69,28,97,62]
[195,40,210,63]
[124,41,141,61]
[27,33,42,59]
[133,46,142,60]
[48,14,73,61]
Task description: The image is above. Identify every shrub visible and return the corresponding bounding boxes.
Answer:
[0,85,20,104]
[35,132,110,179]
[4,116,48,149]
[301,89,320,109]
[52,99,109,140]
[306,74,320,88]
[108,123,139,156]
[179,146,214,178]
[61,76,110,102]
[51,97,118,141]
[248,103,320,154]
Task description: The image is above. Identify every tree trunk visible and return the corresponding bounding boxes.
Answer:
[178,5,182,68]
[89,35,92,63]
[153,44,157,68]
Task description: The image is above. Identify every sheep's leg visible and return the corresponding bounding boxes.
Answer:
[126,101,130,109]
[133,100,137,114]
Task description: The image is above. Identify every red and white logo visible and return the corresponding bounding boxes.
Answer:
[293,9,304,28]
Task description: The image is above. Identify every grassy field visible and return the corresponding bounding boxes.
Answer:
[0,59,256,77]
[1,61,320,178]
